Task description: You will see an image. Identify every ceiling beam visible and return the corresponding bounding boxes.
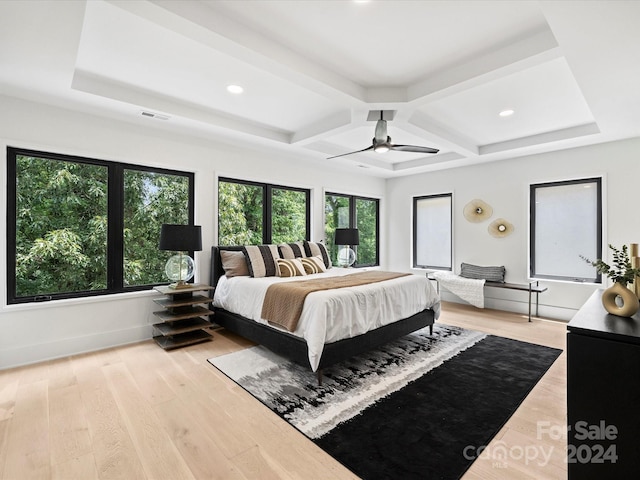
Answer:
[72,69,291,143]
[405,111,479,157]
[392,152,466,171]
[407,29,561,104]
[479,123,600,155]
[290,110,354,146]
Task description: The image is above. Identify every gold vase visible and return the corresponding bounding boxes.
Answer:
[601,282,640,317]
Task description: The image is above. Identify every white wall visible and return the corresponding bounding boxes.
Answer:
[3,92,640,368]
[386,137,640,321]
[0,95,384,368]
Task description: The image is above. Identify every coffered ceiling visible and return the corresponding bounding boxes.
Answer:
[1,0,639,177]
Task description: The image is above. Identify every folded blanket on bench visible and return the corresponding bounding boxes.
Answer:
[433,271,485,308]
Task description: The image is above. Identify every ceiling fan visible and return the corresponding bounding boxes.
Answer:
[327,111,439,159]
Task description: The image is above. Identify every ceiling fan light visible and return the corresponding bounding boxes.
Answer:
[374,145,389,153]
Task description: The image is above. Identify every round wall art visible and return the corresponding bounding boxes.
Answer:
[488,218,514,238]
[463,199,493,223]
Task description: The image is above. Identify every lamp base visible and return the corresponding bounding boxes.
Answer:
[164,254,195,287]
[337,246,356,268]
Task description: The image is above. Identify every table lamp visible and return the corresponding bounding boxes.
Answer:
[159,224,202,288]
[334,228,359,267]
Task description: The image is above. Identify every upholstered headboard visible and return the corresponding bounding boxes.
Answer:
[210,245,245,288]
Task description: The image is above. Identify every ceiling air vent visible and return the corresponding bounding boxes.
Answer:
[139,110,170,120]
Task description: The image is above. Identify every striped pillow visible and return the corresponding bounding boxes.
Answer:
[276,258,307,277]
[300,256,327,274]
[460,262,506,282]
[303,241,332,269]
[242,245,281,278]
[278,242,305,259]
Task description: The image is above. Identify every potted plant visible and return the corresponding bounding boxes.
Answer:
[581,244,640,317]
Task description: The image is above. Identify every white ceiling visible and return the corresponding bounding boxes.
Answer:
[1,0,639,178]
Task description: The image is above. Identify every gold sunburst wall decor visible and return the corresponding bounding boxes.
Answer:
[463,199,493,223]
[488,218,514,238]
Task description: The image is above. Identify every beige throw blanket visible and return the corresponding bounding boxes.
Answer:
[261,271,411,332]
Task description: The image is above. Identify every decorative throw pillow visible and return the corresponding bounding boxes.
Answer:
[242,245,281,278]
[460,262,506,282]
[300,255,327,274]
[303,241,332,269]
[220,250,249,277]
[278,242,305,259]
[276,258,307,277]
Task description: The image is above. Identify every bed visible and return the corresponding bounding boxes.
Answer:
[209,245,440,383]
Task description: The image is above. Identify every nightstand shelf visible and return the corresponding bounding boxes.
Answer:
[153,330,213,350]
[153,294,212,309]
[152,284,215,350]
[152,305,213,323]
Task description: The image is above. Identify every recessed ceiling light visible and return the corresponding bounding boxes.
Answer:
[227,84,244,94]
[499,109,514,117]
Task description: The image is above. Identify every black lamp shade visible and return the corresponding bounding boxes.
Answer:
[159,224,202,252]
[334,228,359,246]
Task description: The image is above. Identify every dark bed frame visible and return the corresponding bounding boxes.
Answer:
[209,246,436,383]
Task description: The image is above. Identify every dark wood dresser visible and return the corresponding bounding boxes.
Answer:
[567,289,640,479]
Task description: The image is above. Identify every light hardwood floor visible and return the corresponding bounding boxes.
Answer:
[0,302,568,480]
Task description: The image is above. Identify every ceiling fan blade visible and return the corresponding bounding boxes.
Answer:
[389,144,439,154]
[327,144,374,159]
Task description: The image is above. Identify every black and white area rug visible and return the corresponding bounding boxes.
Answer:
[209,324,562,480]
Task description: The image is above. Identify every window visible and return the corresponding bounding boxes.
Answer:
[271,187,309,244]
[530,177,602,282]
[413,193,452,270]
[123,169,192,286]
[7,147,194,304]
[325,193,379,267]
[218,178,310,245]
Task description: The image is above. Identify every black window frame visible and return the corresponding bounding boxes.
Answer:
[325,192,380,268]
[7,147,195,304]
[217,177,311,245]
[530,177,603,283]
[412,193,453,270]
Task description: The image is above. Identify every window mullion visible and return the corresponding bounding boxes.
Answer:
[264,184,272,244]
[349,196,357,229]
[6,149,18,302]
[305,189,311,241]
[109,165,124,290]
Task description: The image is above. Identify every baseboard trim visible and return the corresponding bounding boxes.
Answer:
[0,324,153,370]
[439,291,575,321]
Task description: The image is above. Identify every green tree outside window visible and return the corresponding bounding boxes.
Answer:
[124,170,190,286]
[218,178,309,245]
[10,151,192,302]
[15,156,108,296]
[325,193,379,267]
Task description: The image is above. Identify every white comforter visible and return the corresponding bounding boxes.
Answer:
[212,268,441,371]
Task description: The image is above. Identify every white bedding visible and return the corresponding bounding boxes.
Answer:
[212,268,441,371]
